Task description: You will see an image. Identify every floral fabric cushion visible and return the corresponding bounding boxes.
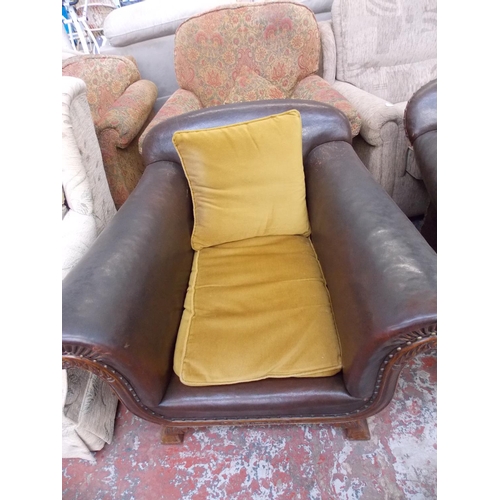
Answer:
[224,66,287,104]
[174,2,321,107]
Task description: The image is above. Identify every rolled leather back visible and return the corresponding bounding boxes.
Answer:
[142,99,352,166]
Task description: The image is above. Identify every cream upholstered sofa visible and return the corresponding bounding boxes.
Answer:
[62,76,118,461]
[319,0,437,217]
[100,0,334,113]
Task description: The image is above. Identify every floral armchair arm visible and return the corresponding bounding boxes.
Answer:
[291,75,361,137]
[96,79,158,149]
[138,89,203,153]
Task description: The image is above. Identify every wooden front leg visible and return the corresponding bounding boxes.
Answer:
[161,426,185,444]
[344,419,371,440]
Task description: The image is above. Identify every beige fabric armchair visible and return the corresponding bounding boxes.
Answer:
[320,0,437,217]
[62,76,119,461]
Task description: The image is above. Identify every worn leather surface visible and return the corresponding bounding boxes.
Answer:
[305,141,437,399]
[404,79,437,145]
[420,202,437,251]
[142,99,352,166]
[158,375,363,419]
[62,161,194,408]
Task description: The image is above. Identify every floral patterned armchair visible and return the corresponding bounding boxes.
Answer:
[138,1,360,152]
[63,54,157,208]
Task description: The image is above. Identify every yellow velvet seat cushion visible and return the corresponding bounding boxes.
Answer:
[172,110,310,251]
[173,235,342,386]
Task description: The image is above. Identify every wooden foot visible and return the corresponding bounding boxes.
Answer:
[161,426,185,445]
[345,419,371,440]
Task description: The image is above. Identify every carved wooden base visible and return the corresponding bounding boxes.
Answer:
[160,421,371,443]
[344,419,371,440]
[161,426,185,444]
[63,326,436,445]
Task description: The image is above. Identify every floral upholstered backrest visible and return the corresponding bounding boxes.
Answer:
[62,55,141,123]
[174,2,321,107]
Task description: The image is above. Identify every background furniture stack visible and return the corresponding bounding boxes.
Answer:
[74,0,118,44]
[136,1,361,151]
[100,0,335,113]
[98,0,437,220]
[319,0,437,217]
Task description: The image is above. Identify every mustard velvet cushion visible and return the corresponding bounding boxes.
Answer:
[173,235,343,386]
[172,110,310,251]
[224,66,287,104]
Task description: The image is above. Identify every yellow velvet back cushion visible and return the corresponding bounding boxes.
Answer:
[174,235,342,386]
[172,110,310,250]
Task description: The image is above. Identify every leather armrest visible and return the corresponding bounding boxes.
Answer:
[96,79,158,148]
[332,81,404,147]
[62,161,194,408]
[306,141,437,399]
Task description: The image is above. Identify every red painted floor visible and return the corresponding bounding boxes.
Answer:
[62,352,436,499]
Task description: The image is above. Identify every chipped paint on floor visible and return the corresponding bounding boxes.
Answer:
[62,352,436,499]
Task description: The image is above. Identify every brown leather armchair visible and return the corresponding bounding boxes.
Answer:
[405,80,437,251]
[62,100,437,443]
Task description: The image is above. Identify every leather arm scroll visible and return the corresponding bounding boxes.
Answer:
[62,161,194,408]
[404,79,437,207]
[404,79,437,146]
[306,141,437,399]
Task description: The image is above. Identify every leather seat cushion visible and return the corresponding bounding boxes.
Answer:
[173,234,342,386]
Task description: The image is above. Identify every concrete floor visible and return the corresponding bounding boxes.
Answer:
[62,351,436,499]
